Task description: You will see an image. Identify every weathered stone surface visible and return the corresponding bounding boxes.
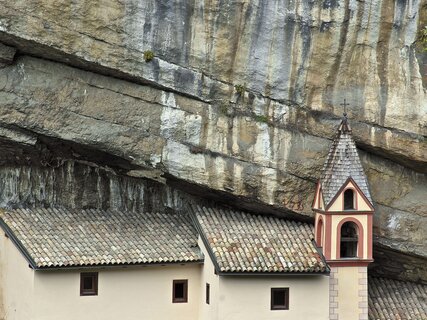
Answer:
[0,0,425,281]
[370,244,427,285]
[0,161,177,213]
[0,56,320,216]
[0,42,15,67]
[0,56,425,282]
[0,1,425,140]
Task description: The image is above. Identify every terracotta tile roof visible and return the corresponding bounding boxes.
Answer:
[320,118,372,207]
[369,277,427,320]
[0,207,202,268]
[192,205,328,274]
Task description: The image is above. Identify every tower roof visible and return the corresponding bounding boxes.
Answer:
[319,115,372,207]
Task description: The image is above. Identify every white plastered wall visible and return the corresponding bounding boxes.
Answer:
[2,232,330,320]
[32,264,202,320]
[0,232,203,320]
[0,234,35,320]
[218,275,330,320]
[198,237,220,320]
[198,237,330,320]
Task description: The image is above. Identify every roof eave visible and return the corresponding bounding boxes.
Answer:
[187,204,223,275]
[217,270,330,276]
[34,259,205,271]
[312,239,330,273]
[0,217,38,270]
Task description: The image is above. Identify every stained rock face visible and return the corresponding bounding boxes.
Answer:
[0,1,425,134]
[0,0,425,281]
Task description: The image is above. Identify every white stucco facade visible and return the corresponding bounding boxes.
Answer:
[217,275,329,320]
[198,238,330,320]
[0,234,203,320]
[0,234,330,320]
[32,265,202,320]
[0,232,34,320]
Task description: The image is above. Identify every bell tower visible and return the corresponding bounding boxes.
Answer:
[312,113,374,320]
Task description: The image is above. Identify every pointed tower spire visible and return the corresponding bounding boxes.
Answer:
[312,111,374,320]
[319,114,372,210]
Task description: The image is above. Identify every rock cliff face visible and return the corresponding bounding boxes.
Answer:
[0,0,425,281]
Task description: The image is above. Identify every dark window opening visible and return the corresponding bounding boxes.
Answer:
[340,222,358,258]
[344,189,355,210]
[83,277,93,290]
[173,280,188,303]
[80,272,98,296]
[271,288,289,310]
[206,283,210,304]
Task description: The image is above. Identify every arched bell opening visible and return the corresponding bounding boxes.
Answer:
[340,222,359,258]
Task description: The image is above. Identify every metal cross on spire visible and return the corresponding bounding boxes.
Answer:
[340,99,350,117]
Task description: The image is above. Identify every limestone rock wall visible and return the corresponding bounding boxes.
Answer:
[0,0,425,281]
[0,0,425,135]
[0,161,186,214]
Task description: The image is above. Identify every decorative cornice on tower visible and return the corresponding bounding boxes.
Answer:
[319,114,372,208]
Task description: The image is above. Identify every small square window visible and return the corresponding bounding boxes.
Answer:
[172,280,188,303]
[80,272,98,296]
[271,288,289,310]
[206,283,210,304]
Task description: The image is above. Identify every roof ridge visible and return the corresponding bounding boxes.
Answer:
[195,204,314,227]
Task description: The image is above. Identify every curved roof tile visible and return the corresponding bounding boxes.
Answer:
[192,205,328,274]
[0,207,203,268]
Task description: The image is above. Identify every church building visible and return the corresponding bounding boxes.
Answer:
[0,116,425,320]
